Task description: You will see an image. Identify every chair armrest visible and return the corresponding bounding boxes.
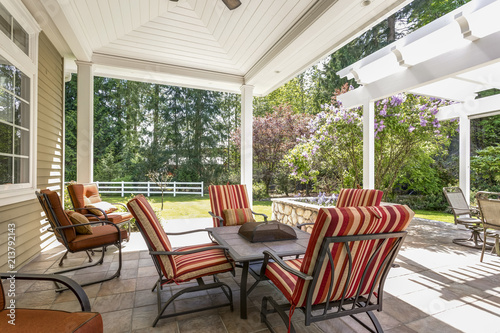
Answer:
[208,211,224,227]
[55,221,123,243]
[108,202,129,212]
[252,211,268,222]
[165,229,213,236]
[74,207,109,220]
[296,222,315,230]
[0,273,91,311]
[150,245,231,256]
[260,250,312,281]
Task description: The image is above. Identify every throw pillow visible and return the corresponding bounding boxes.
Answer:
[66,211,93,235]
[223,208,255,226]
[85,201,118,216]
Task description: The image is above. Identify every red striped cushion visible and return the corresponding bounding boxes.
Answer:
[266,205,413,308]
[127,195,176,279]
[174,243,234,282]
[336,188,383,207]
[209,185,251,227]
[265,259,302,302]
[223,208,255,226]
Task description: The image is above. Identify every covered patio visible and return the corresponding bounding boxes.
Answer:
[13,216,500,332]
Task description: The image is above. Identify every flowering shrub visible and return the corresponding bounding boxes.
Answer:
[293,192,337,206]
[284,84,458,195]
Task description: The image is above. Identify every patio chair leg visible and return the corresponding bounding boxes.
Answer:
[261,296,296,333]
[58,250,69,267]
[55,242,122,292]
[481,229,487,262]
[348,306,383,333]
[152,277,233,327]
[85,250,93,263]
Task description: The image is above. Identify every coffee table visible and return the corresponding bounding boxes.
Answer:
[207,225,310,319]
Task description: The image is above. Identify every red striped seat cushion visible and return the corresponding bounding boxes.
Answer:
[127,195,176,280]
[209,185,251,227]
[265,205,413,308]
[174,243,234,282]
[336,188,383,207]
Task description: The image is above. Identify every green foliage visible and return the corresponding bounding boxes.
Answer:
[471,144,500,191]
[252,182,268,200]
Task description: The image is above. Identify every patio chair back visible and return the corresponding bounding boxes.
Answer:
[37,189,77,243]
[127,195,176,279]
[443,187,474,221]
[67,183,102,215]
[476,192,500,230]
[208,184,251,227]
[336,188,383,207]
[291,205,412,308]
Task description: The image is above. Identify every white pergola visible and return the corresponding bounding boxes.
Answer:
[21,0,412,201]
[336,0,500,203]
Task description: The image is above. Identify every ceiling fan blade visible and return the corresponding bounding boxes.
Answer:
[222,0,241,10]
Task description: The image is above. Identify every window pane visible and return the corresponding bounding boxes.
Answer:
[0,57,14,92]
[14,98,29,128]
[0,89,13,123]
[0,122,12,154]
[14,69,30,101]
[14,127,28,156]
[0,155,12,184]
[12,20,28,55]
[14,156,29,183]
[0,3,11,39]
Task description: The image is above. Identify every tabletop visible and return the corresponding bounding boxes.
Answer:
[207,225,311,262]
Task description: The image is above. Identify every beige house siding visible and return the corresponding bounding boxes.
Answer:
[0,32,64,271]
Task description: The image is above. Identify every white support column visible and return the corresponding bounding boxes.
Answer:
[240,85,254,206]
[363,101,375,189]
[459,115,471,204]
[76,61,94,183]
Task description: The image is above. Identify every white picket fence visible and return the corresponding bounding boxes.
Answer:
[94,181,204,197]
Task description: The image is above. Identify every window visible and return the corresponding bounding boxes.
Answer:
[0,0,38,206]
[0,56,30,185]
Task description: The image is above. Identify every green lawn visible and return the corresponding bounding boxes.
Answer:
[102,195,453,223]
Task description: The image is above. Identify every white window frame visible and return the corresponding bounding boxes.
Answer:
[0,0,40,206]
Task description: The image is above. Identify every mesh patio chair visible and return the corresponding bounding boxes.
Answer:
[127,195,234,327]
[336,188,384,207]
[476,191,500,262]
[260,204,414,333]
[208,184,267,227]
[443,187,483,248]
[67,183,133,239]
[0,273,103,332]
[36,190,124,289]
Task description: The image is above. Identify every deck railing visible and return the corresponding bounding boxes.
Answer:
[94,181,204,197]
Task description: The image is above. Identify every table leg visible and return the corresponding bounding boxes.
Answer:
[240,261,249,319]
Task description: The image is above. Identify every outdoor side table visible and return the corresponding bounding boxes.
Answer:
[207,224,310,319]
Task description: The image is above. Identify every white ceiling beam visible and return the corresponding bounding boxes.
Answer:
[437,94,500,121]
[337,30,500,108]
[40,0,92,61]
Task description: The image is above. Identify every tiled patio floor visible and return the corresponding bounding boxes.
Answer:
[9,217,500,332]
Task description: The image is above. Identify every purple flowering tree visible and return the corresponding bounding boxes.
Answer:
[285,85,458,195]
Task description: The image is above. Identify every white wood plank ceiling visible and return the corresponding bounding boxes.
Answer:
[23,0,411,95]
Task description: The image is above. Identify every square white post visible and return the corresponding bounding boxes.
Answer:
[240,85,254,206]
[363,101,375,189]
[459,115,471,204]
[76,61,94,183]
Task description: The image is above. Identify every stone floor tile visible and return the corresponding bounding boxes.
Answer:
[102,308,133,333]
[177,314,226,333]
[93,291,135,313]
[98,277,137,296]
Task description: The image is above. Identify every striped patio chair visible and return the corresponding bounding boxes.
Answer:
[127,195,235,327]
[336,188,384,207]
[208,184,268,227]
[260,204,414,333]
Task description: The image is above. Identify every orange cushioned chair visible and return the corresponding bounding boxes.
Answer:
[208,184,267,227]
[336,188,384,207]
[127,195,235,327]
[67,183,133,239]
[36,190,124,288]
[0,273,102,332]
[260,204,414,333]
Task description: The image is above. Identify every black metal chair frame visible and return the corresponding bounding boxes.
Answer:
[135,223,235,327]
[0,273,92,311]
[36,191,122,291]
[443,187,484,248]
[260,231,407,333]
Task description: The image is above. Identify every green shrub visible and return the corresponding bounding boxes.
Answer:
[253,182,269,200]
